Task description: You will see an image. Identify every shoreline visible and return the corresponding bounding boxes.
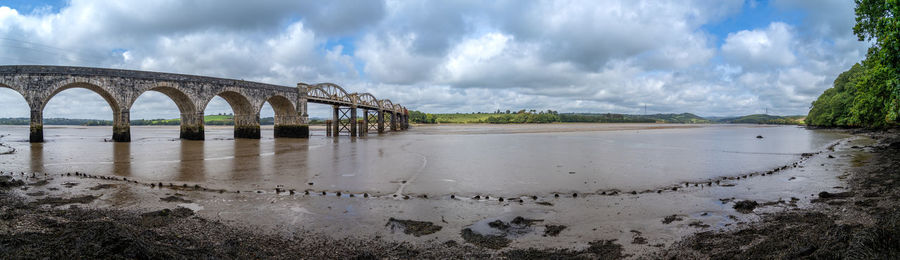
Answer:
[0,128,895,258]
[659,129,900,258]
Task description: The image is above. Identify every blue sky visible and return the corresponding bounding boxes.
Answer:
[0,0,869,119]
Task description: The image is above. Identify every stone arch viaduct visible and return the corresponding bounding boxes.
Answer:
[0,66,409,143]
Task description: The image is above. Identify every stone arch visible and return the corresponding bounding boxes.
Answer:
[0,80,30,109]
[44,81,121,112]
[205,90,260,139]
[0,79,27,100]
[0,80,33,138]
[42,79,130,142]
[260,94,298,124]
[260,94,306,138]
[132,82,204,140]
[140,83,198,117]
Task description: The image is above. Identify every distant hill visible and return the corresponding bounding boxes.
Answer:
[408,110,711,124]
[712,114,805,125]
[558,112,710,124]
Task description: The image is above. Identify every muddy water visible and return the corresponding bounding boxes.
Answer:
[0,124,846,196]
[0,124,863,254]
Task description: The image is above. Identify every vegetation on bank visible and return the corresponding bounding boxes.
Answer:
[807,0,899,128]
[408,110,713,124]
[712,114,806,125]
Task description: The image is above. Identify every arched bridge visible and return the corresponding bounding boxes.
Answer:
[0,65,409,142]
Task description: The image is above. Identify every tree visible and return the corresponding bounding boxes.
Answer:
[853,0,900,122]
[809,1,899,127]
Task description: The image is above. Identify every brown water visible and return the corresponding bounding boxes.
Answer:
[0,124,865,254]
[0,124,846,196]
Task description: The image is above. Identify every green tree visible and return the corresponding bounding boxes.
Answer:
[853,0,900,122]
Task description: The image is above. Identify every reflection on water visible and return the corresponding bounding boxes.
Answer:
[0,124,849,196]
[113,142,131,177]
[29,142,43,174]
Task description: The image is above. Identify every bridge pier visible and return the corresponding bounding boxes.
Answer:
[112,108,131,142]
[401,113,408,130]
[325,120,332,136]
[290,83,310,138]
[180,112,205,140]
[332,106,340,136]
[350,106,357,137]
[390,112,398,131]
[274,124,308,138]
[273,114,308,138]
[233,113,260,139]
[377,110,385,134]
[362,109,369,136]
[29,106,43,143]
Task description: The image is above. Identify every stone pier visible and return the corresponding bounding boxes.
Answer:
[112,108,131,142]
[180,112,205,140]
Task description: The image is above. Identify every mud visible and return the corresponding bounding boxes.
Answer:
[0,191,512,259]
[160,195,193,203]
[386,218,443,237]
[31,195,98,207]
[659,129,900,259]
[662,214,683,224]
[502,240,626,259]
[0,176,24,188]
[733,200,759,213]
[88,183,117,190]
[543,225,567,237]
[140,207,195,227]
[460,228,511,249]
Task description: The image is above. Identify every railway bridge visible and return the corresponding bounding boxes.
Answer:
[0,66,409,142]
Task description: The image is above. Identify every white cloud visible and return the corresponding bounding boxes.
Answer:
[722,22,797,69]
[0,0,872,119]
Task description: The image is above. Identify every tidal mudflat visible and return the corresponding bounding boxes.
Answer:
[0,124,887,258]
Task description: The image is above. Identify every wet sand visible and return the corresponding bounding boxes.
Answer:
[657,129,900,259]
[1,126,892,258]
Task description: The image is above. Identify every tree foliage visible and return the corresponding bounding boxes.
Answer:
[808,0,899,127]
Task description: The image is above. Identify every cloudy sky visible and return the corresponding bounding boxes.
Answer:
[0,0,869,119]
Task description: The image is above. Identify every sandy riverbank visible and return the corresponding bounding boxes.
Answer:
[658,129,900,259]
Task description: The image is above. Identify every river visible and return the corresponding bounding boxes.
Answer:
[0,123,863,253]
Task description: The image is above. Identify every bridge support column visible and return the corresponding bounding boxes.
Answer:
[234,113,260,139]
[325,120,332,136]
[180,112,204,140]
[332,106,340,136]
[29,106,43,143]
[292,83,310,138]
[349,106,357,137]
[274,114,308,138]
[390,112,398,131]
[377,110,385,134]
[362,109,369,136]
[403,114,408,130]
[112,108,131,142]
[274,124,308,138]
